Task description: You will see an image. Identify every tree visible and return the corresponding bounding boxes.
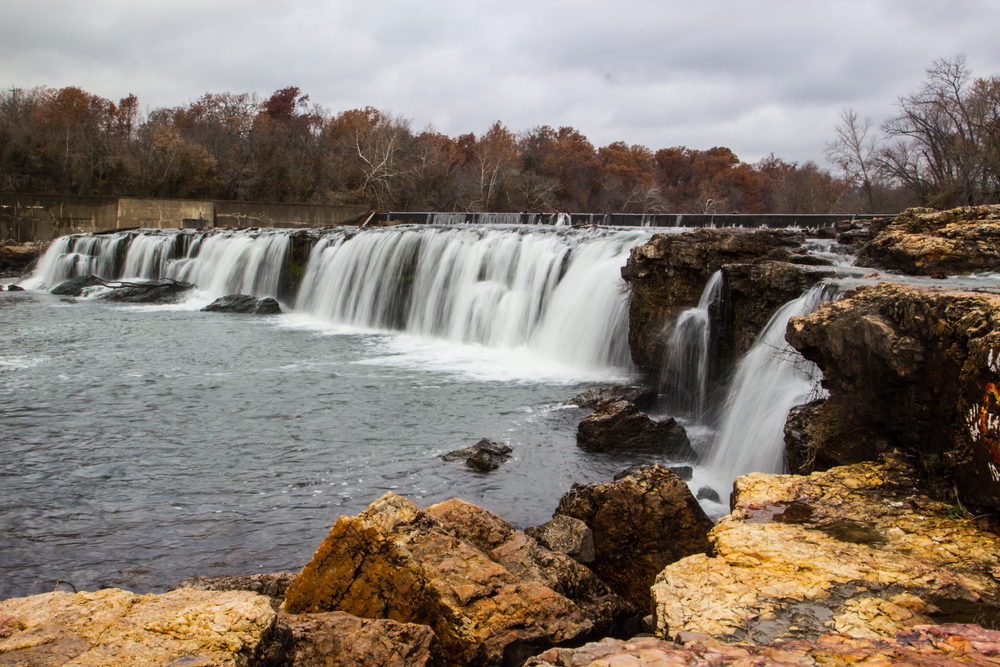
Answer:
[826,108,882,212]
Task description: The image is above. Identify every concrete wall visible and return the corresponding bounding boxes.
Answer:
[0,194,372,242]
[214,201,369,229]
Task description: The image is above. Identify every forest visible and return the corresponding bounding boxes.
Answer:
[0,55,994,215]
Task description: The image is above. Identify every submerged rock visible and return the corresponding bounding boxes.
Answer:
[785,282,1000,510]
[50,275,104,296]
[282,611,443,667]
[282,492,639,667]
[564,385,657,410]
[526,625,1000,666]
[0,587,292,666]
[441,438,513,471]
[857,205,1000,275]
[98,281,196,304]
[652,455,1000,643]
[576,400,695,459]
[202,294,283,315]
[555,465,714,612]
[620,228,805,374]
[525,515,595,564]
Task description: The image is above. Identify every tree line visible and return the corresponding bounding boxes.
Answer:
[8,58,991,215]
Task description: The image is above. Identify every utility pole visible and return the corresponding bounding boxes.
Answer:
[10,86,20,128]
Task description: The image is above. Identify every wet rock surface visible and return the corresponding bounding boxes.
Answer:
[621,228,805,374]
[652,455,1000,644]
[576,400,695,459]
[0,587,291,666]
[280,611,443,667]
[564,385,657,410]
[857,205,1000,275]
[441,438,513,471]
[555,465,714,612]
[526,625,1000,666]
[785,282,1000,510]
[202,294,283,314]
[50,275,104,296]
[282,492,638,667]
[97,280,196,304]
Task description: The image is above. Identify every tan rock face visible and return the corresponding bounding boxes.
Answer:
[525,625,1000,666]
[786,282,1000,510]
[282,493,638,667]
[280,610,443,667]
[652,455,1000,644]
[555,465,714,612]
[0,587,289,666]
[857,205,1000,275]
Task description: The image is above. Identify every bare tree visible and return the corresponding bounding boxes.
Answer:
[826,108,882,212]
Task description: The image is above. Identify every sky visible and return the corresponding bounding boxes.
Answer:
[3,0,999,169]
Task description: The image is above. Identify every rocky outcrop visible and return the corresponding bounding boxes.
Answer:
[651,455,1000,644]
[0,242,43,278]
[857,205,1000,275]
[555,465,714,612]
[281,611,443,667]
[576,400,695,459]
[441,439,513,471]
[0,587,292,666]
[564,385,656,410]
[281,493,639,667]
[621,228,805,373]
[526,625,1000,666]
[173,572,299,611]
[50,275,104,296]
[525,515,595,564]
[785,282,1000,510]
[202,294,283,315]
[719,261,836,359]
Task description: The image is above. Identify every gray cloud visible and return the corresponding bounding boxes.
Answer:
[4,0,1000,165]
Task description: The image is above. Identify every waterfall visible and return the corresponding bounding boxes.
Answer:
[708,283,836,484]
[660,271,723,420]
[294,226,645,371]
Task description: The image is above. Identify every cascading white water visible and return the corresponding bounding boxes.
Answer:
[24,229,291,301]
[660,271,723,419]
[708,283,835,484]
[295,226,646,371]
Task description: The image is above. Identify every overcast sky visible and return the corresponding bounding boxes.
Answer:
[4,0,999,169]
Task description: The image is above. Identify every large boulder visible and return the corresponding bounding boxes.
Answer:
[281,611,443,667]
[785,282,1000,510]
[50,275,104,296]
[98,281,195,304]
[526,625,1000,666]
[525,515,595,565]
[282,493,638,667]
[202,294,283,315]
[857,205,1000,275]
[576,400,695,459]
[0,587,292,666]
[554,465,714,612]
[0,242,43,278]
[621,228,805,374]
[652,455,1000,644]
[564,385,657,410]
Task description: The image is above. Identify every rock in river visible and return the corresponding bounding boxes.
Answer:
[441,438,513,471]
[202,294,283,315]
[576,400,695,459]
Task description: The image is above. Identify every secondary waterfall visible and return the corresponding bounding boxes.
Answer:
[660,271,723,420]
[708,283,836,484]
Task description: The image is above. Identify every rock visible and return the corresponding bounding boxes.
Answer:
[651,455,1000,644]
[525,625,1000,666]
[785,282,1000,510]
[280,610,443,667]
[173,572,299,611]
[620,228,805,374]
[0,243,42,278]
[50,275,104,296]
[576,400,695,459]
[202,294,283,315]
[5,283,24,291]
[857,205,1000,274]
[441,438,513,471]
[98,281,196,304]
[525,515,595,564]
[0,587,292,666]
[555,465,714,612]
[719,261,837,359]
[667,465,693,481]
[282,492,639,667]
[695,486,720,503]
[564,385,657,410]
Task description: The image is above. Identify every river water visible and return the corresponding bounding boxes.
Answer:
[2,225,685,599]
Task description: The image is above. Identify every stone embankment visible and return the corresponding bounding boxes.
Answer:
[0,241,44,278]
